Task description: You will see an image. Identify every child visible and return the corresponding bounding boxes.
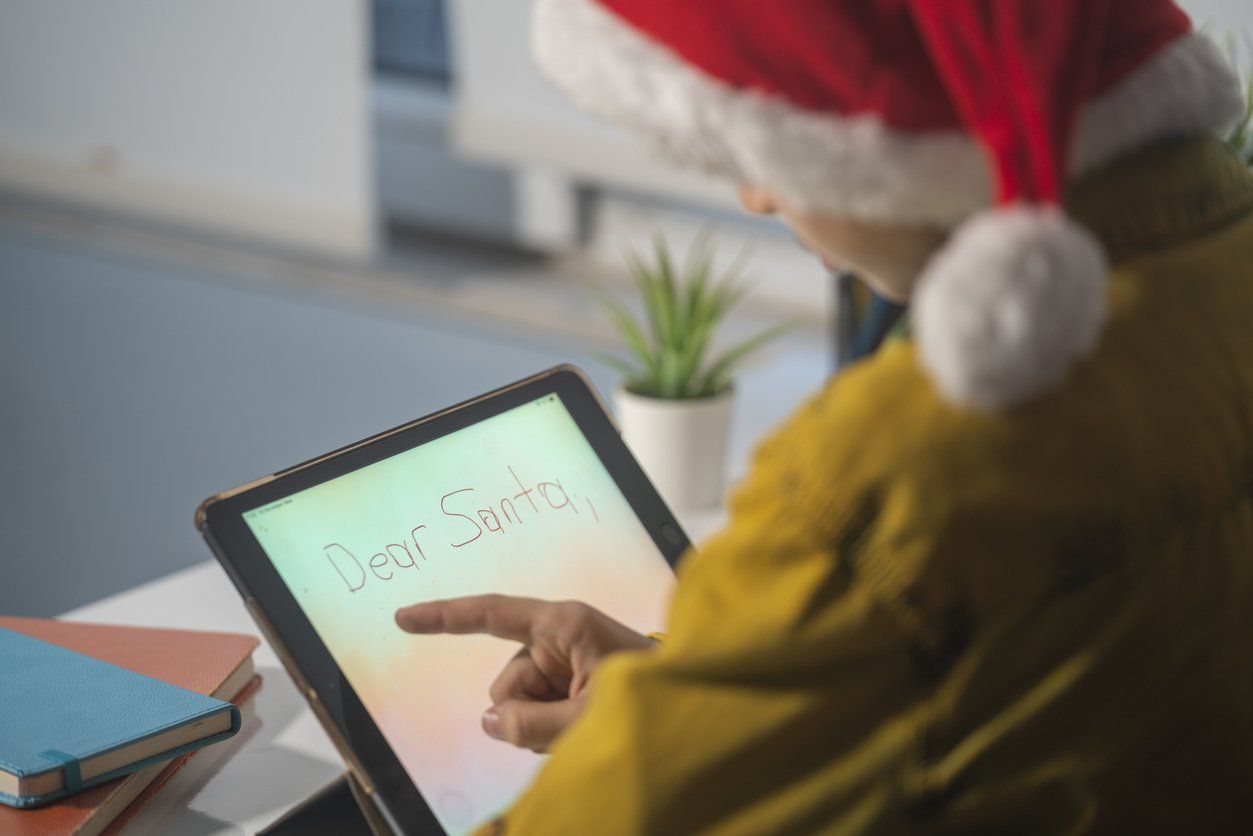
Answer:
[399,1,1253,831]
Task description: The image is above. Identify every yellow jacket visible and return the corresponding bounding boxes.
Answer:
[493,138,1253,834]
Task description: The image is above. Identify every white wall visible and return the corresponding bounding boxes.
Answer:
[0,1,376,256]
[1184,0,1253,33]
[449,0,735,210]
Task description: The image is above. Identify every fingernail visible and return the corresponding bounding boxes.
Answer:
[482,707,502,740]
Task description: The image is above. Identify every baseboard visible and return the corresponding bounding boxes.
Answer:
[451,105,736,211]
[374,75,579,250]
[0,141,376,258]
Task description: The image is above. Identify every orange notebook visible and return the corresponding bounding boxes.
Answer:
[0,617,260,836]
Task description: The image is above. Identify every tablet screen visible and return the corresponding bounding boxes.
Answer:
[242,393,675,834]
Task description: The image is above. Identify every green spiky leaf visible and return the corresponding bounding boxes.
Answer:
[699,322,796,397]
[595,351,644,382]
[598,291,658,379]
[598,234,793,400]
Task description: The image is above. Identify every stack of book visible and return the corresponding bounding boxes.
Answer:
[0,617,259,836]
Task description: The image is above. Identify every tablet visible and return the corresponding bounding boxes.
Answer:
[197,366,687,835]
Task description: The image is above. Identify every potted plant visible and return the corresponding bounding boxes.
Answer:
[599,234,792,510]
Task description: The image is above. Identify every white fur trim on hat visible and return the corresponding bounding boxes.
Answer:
[914,206,1108,410]
[533,0,1243,226]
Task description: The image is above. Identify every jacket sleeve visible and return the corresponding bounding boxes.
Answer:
[484,394,933,834]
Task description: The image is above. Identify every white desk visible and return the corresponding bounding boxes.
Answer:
[61,510,726,834]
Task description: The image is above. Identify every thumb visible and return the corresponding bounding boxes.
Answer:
[483,698,583,752]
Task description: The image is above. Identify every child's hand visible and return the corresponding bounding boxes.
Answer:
[396,595,656,751]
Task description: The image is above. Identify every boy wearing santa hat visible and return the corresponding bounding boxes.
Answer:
[398,1,1253,831]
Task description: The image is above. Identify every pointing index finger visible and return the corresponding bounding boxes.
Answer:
[395,594,541,643]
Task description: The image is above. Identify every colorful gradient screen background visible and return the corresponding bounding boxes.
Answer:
[243,394,675,834]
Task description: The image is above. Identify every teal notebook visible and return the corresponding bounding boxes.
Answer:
[0,626,241,809]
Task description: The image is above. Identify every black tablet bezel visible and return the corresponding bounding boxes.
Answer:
[197,365,690,835]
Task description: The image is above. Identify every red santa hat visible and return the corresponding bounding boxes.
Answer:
[532,0,1242,409]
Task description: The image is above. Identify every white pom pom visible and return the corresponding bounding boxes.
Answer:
[914,205,1108,410]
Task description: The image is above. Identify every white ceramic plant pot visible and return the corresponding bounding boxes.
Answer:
[615,385,734,511]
